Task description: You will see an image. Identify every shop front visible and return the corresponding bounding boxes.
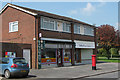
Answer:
[74,40,95,64]
[40,39,72,68]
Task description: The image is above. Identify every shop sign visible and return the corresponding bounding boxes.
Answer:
[5,52,16,58]
[75,40,95,48]
[45,43,72,49]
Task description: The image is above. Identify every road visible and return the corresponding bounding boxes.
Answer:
[87,71,119,78]
[74,71,119,80]
[2,71,119,80]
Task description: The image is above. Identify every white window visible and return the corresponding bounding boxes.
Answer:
[74,24,80,34]
[63,23,71,32]
[41,16,71,33]
[9,21,18,32]
[41,17,55,30]
[84,26,94,36]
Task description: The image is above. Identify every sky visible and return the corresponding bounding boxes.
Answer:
[0,1,119,30]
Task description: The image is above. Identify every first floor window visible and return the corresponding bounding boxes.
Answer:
[63,23,71,32]
[9,21,18,32]
[41,17,55,30]
[84,26,94,36]
[74,24,80,34]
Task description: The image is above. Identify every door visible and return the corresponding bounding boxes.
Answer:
[23,49,30,68]
[75,49,81,63]
[57,49,63,67]
[0,58,2,74]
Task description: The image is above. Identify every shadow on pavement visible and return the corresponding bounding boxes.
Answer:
[96,68,102,70]
[2,75,37,80]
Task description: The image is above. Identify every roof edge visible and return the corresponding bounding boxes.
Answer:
[0,3,37,16]
[0,3,96,28]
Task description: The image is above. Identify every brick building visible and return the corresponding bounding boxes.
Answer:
[0,3,97,69]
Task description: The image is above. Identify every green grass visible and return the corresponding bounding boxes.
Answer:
[97,57,120,63]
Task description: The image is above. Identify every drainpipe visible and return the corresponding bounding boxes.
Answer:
[71,23,75,66]
[35,15,37,69]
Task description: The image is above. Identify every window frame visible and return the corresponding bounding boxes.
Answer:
[63,22,71,33]
[41,16,71,33]
[74,24,81,34]
[9,21,18,32]
[84,26,94,36]
[42,17,56,31]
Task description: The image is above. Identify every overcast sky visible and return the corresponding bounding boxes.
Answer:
[0,1,119,30]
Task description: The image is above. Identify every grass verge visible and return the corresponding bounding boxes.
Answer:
[97,57,120,63]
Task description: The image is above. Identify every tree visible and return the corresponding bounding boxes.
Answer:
[114,30,120,47]
[97,24,116,59]
[98,48,107,57]
[109,48,118,58]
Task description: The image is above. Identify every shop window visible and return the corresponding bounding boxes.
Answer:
[9,21,18,32]
[63,50,71,63]
[41,49,56,64]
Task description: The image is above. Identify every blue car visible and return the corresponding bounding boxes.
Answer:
[0,57,30,79]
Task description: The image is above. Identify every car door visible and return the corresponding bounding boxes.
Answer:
[2,58,9,74]
[0,58,2,74]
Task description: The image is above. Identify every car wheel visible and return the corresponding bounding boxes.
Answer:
[4,70,11,79]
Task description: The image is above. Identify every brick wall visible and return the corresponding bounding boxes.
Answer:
[1,7,36,68]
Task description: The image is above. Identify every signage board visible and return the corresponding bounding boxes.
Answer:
[74,40,95,49]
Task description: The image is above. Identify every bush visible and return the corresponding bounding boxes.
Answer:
[97,48,107,57]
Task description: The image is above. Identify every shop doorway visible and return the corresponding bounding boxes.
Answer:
[75,49,81,63]
[57,49,63,67]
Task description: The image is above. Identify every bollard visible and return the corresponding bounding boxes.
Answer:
[91,55,96,70]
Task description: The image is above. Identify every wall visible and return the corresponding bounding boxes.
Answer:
[41,30,71,40]
[1,7,36,68]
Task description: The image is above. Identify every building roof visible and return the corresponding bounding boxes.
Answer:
[0,3,95,27]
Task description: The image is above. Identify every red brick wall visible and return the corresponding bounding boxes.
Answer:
[1,7,36,68]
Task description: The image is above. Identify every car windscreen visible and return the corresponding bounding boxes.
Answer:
[13,58,28,64]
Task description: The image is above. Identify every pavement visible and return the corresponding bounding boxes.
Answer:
[0,62,119,80]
